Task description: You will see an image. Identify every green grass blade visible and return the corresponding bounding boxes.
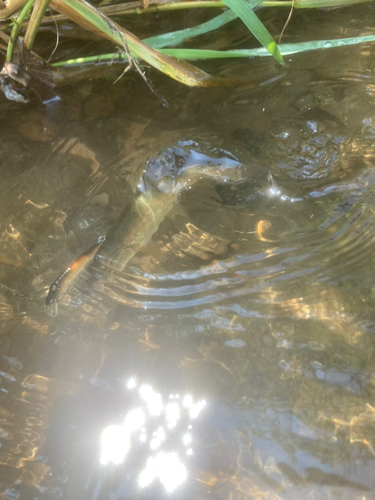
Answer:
[275,34,375,54]
[159,34,375,58]
[221,0,284,63]
[49,0,228,86]
[6,0,35,61]
[144,1,264,49]
[162,48,264,58]
[144,9,238,50]
[52,33,375,68]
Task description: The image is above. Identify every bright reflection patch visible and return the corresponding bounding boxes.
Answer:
[125,409,145,430]
[183,395,193,408]
[139,429,147,443]
[127,378,137,390]
[268,186,280,197]
[165,402,180,429]
[189,399,206,419]
[99,381,207,493]
[183,433,192,445]
[100,409,145,465]
[140,384,163,416]
[100,425,130,465]
[139,453,187,493]
[150,426,166,450]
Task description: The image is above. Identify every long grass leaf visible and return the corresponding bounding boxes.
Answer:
[144,2,263,49]
[144,9,238,49]
[51,34,375,68]
[160,35,375,58]
[49,0,231,86]
[220,0,283,63]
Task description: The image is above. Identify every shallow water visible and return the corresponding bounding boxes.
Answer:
[0,3,375,499]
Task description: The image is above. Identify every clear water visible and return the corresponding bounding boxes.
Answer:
[0,3,375,499]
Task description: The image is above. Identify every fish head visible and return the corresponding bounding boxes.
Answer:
[143,146,271,196]
[143,148,181,191]
[45,283,58,306]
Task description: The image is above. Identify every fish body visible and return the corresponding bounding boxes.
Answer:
[96,162,246,271]
[45,155,255,312]
[96,189,176,271]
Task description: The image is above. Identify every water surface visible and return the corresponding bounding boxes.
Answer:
[0,4,375,499]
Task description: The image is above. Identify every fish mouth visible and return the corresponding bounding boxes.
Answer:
[45,287,56,307]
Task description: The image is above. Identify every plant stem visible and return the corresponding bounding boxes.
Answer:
[24,0,51,50]
[6,0,35,62]
[52,53,128,66]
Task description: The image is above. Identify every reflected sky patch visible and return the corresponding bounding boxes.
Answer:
[99,379,207,493]
[139,452,187,493]
[140,384,163,416]
[100,408,145,466]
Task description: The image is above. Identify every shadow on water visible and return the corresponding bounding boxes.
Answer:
[1,4,375,500]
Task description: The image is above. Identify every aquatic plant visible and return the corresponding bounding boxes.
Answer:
[0,0,374,101]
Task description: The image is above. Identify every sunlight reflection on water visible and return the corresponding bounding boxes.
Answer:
[100,379,206,493]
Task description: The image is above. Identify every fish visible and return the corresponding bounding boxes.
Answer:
[45,154,265,314]
[45,241,102,317]
[95,161,247,271]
